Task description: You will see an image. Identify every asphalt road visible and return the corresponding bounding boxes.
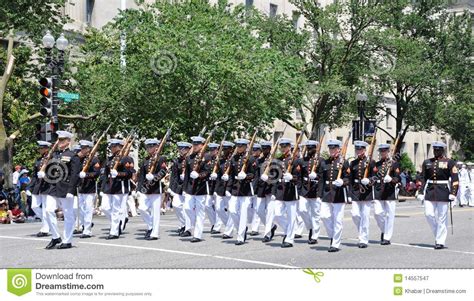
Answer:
[1,201,473,269]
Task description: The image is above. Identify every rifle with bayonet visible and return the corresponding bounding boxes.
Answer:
[81,124,112,173]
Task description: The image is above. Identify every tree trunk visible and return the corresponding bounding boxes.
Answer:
[0,34,15,190]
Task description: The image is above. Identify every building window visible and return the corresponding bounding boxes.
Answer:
[270,3,278,18]
[414,142,419,167]
[273,131,283,143]
[86,0,95,25]
[292,11,300,28]
[386,108,392,129]
[245,0,254,8]
[426,144,431,157]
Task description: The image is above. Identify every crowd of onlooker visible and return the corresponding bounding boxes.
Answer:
[0,165,33,224]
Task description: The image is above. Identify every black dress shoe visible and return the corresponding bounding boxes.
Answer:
[294,234,303,239]
[45,238,62,249]
[328,246,340,252]
[381,232,384,242]
[358,243,368,248]
[80,234,92,239]
[57,243,72,249]
[178,226,185,234]
[434,244,445,250]
[190,237,202,243]
[381,239,391,245]
[118,221,123,236]
[262,236,271,242]
[308,239,318,245]
[222,234,232,239]
[146,236,158,241]
[180,230,192,237]
[106,235,119,240]
[145,229,152,238]
[211,229,221,234]
[73,229,83,235]
[244,226,248,242]
[235,241,245,245]
[270,224,277,239]
[281,242,293,248]
[91,222,94,228]
[248,231,259,236]
[36,232,49,237]
[123,217,129,230]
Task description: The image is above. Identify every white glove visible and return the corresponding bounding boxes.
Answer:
[190,171,199,179]
[110,169,118,178]
[26,190,32,196]
[37,171,45,179]
[316,197,321,202]
[225,191,232,197]
[79,171,87,179]
[131,191,137,198]
[66,193,74,199]
[417,194,424,201]
[383,175,392,183]
[361,178,370,185]
[309,172,317,180]
[210,172,218,180]
[180,173,185,181]
[347,197,352,203]
[99,192,104,197]
[146,173,154,181]
[237,171,247,180]
[260,174,269,182]
[333,178,343,187]
[283,172,293,182]
[270,195,276,201]
[449,194,456,201]
[221,174,229,181]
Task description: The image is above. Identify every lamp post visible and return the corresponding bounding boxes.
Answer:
[42,30,68,135]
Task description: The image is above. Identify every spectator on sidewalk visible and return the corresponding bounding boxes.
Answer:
[0,200,11,224]
[10,203,26,223]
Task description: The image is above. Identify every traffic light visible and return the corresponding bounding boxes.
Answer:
[39,77,53,117]
[35,122,53,142]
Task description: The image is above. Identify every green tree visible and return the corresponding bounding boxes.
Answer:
[0,0,68,188]
[70,0,307,142]
[360,1,473,150]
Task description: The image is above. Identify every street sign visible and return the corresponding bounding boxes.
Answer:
[57,92,80,102]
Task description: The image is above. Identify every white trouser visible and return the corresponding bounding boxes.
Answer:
[107,194,127,236]
[226,196,252,242]
[205,194,217,226]
[78,193,95,235]
[31,194,49,233]
[183,194,206,239]
[73,196,79,227]
[424,200,449,245]
[120,194,130,228]
[373,200,396,240]
[127,194,138,217]
[351,200,372,244]
[100,194,112,222]
[44,195,75,244]
[274,200,297,244]
[215,194,231,233]
[252,196,271,232]
[250,196,261,232]
[138,194,163,238]
[469,185,474,206]
[320,202,345,248]
[263,198,287,237]
[297,196,321,239]
[457,185,469,206]
[171,193,186,228]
